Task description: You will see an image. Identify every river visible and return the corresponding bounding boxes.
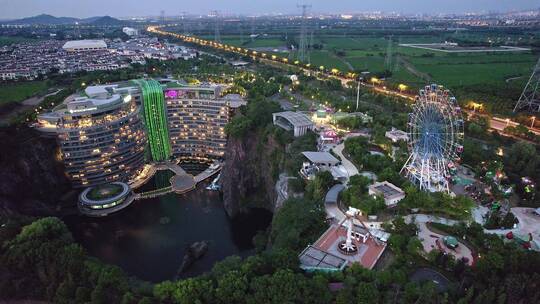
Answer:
[64,181,272,282]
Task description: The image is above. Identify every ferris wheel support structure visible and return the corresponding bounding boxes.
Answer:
[401,84,464,193]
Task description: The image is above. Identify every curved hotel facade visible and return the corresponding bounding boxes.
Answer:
[37,78,241,188]
[38,85,147,187]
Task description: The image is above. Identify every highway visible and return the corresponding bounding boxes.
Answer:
[148,25,539,141]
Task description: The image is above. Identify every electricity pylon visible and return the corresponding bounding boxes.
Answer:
[514,58,540,112]
[297,4,311,62]
[212,10,221,43]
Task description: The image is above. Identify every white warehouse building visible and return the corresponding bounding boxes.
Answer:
[273,111,314,137]
[62,40,107,52]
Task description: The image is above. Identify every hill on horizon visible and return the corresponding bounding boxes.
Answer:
[87,16,125,26]
[4,14,126,25]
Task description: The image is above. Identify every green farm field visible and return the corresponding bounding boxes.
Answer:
[200,35,285,48]
[194,34,537,104]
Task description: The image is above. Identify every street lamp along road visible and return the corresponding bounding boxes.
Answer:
[398,83,407,92]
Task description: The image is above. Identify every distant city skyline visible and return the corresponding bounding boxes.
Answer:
[0,0,539,19]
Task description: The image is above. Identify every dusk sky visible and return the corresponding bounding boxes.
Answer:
[0,0,538,19]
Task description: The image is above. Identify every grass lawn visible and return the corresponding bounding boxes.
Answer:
[0,81,49,105]
[346,56,386,72]
[247,38,286,48]
[199,35,286,48]
[407,53,536,87]
[306,36,537,89]
[308,50,350,71]
[321,37,387,50]
[413,61,534,87]
[389,67,425,87]
[87,184,124,200]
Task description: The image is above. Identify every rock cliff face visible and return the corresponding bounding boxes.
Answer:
[0,127,71,216]
[220,131,283,217]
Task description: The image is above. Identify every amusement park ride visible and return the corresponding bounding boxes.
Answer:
[336,207,382,255]
[506,231,534,249]
[401,84,464,193]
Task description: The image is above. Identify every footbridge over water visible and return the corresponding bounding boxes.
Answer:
[134,161,222,200]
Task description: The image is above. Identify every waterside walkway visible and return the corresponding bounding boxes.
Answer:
[134,161,222,200]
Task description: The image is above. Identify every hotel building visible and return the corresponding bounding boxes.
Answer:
[37,85,147,187]
[164,83,229,160]
[37,78,240,187]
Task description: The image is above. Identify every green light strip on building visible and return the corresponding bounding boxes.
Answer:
[133,79,171,162]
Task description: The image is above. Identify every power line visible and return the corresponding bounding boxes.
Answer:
[160,10,165,24]
[211,10,221,43]
[297,4,311,63]
[514,58,540,112]
[385,36,393,70]
[250,17,256,41]
[180,11,189,34]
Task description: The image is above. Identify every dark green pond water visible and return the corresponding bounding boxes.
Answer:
[65,179,272,282]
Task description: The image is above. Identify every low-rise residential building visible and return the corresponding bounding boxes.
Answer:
[385,127,409,142]
[0,38,198,80]
[302,151,340,169]
[300,151,347,182]
[368,181,405,206]
[122,27,139,37]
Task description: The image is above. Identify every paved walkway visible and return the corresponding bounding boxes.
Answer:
[404,214,459,226]
[405,208,540,252]
[325,184,346,223]
[417,221,473,265]
[134,162,222,196]
[193,165,220,183]
[322,141,360,224]
[488,208,540,250]
[129,164,156,189]
[332,142,359,183]
[158,161,187,175]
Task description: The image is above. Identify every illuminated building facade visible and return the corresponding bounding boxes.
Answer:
[164,83,229,160]
[36,79,238,188]
[133,79,172,162]
[38,85,147,187]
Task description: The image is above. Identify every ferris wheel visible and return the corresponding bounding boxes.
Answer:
[401,84,464,193]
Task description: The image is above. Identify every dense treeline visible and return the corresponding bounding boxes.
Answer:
[0,217,141,303]
[4,212,538,303]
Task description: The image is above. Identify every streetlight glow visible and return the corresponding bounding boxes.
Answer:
[398,84,407,92]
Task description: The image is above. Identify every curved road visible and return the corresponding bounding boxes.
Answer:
[332,142,359,182]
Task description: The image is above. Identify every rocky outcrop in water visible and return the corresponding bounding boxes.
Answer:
[220,131,282,217]
[0,126,71,217]
[176,241,209,275]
